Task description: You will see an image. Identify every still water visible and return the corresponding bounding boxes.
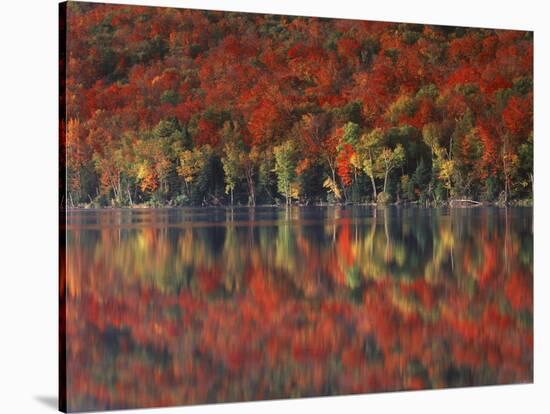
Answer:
[63,206,533,411]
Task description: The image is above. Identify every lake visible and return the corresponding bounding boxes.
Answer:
[62,206,533,411]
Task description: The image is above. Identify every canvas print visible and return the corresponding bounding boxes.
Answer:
[59,1,533,412]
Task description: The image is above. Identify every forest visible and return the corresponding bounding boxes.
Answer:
[61,3,533,207]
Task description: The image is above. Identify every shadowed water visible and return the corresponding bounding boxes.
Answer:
[62,206,533,411]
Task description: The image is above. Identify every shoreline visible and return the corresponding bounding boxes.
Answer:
[63,199,533,210]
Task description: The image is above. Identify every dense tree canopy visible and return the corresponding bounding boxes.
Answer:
[62,3,533,207]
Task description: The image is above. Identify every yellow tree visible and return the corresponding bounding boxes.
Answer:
[358,128,384,201]
[177,145,212,199]
[376,144,405,196]
[434,146,456,199]
[221,140,241,205]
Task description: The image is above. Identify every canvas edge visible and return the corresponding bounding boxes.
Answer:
[59,1,68,412]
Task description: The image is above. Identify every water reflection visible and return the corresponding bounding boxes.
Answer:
[63,206,533,411]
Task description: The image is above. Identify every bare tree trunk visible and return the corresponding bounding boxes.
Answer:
[117,175,122,204]
[286,182,290,206]
[500,133,512,205]
[110,176,120,204]
[329,162,336,186]
[369,174,377,201]
[127,184,133,206]
[353,168,358,202]
[327,156,339,201]
[246,167,255,206]
[184,181,190,199]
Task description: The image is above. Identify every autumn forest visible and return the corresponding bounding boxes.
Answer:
[60,3,534,411]
[61,3,533,208]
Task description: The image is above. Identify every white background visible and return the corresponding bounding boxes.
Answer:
[0,0,548,413]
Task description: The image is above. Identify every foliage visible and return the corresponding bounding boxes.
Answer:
[376,144,406,194]
[177,145,213,201]
[376,191,392,204]
[273,140,298,205]
[63,4,533,206]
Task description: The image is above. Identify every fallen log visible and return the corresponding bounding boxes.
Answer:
[449,199,482,207]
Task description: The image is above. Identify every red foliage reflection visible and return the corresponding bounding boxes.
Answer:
[63,207,532,411]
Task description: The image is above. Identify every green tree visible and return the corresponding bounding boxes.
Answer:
[340,122,362,200]
[274,140,298,206]
[411,158,430,202]
[221,140,242,205]
[341,122,360,146]
[220,121,260,206]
